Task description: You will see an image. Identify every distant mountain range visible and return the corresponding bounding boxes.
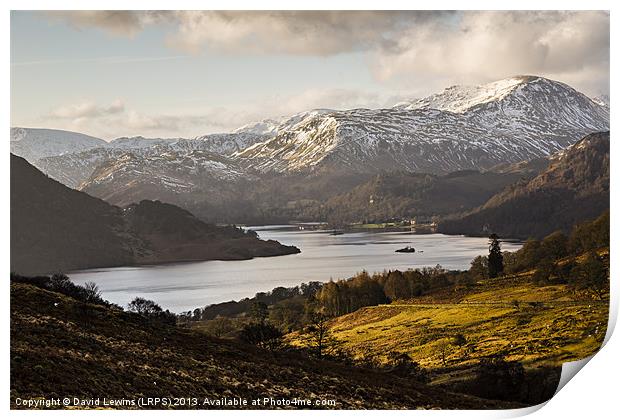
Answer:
[10,75,610,227]
[439,131,610,238]
[10,154,299,275]
[236,76,607,173]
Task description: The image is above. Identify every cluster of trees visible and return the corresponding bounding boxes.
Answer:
[127,297,177,326]
[467,211,609,300]
[502,211,608,274]
[234,301,344,360]
[502,211,609,299]
[314,265,472,317]
[237,302,285,350]
[11,273,109,307]
[469,234,507,280]
[451,355,560,404]
[183,282,323,323]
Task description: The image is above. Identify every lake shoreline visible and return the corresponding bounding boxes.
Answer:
[70,229,523,313]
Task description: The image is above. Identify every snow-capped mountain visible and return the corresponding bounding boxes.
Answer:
[234,76,608,173]
[182,118,282,155]
[405,75,608,135]
[108,126,277,156]
[233,118,282,137]
[10,128,107,163]
[11,76,609,204]
[16,125,274,187]
[79,149,253,207]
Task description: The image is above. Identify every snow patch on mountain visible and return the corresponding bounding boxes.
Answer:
[108,136,180,149]
[591,94,609,108]
[403,76,530,113]
[10,128,107,163]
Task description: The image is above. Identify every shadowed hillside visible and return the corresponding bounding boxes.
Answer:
[439,132,609,239]
[10,154,299,275]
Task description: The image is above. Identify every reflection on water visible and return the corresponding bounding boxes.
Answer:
[71,227,522,313]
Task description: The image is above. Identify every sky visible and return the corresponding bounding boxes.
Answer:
[10,10,610,140]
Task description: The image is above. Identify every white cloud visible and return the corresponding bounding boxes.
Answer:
[34,11,609,138]
[45,11,609,97]
[49,99,125,119]
[46,11,446,55]
[44,11,162,37]
[371,11,610,97]
[162,11,436,56]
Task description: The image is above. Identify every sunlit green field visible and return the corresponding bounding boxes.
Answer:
[289,275,608,370]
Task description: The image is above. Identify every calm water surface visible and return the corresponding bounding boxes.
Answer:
[71,227,522,312]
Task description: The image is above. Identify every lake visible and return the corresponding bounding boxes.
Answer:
[70,226,522,313]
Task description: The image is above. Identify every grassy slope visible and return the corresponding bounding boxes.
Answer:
[289,271,608,371]
[10,282,517,410]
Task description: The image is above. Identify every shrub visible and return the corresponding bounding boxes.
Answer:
[569,252,609,300]
[383,352,429,382]
[128,297,176,326]
[471,356,526,401]
[82,282,102,303]
[452,333,467,347]
[128,297,163,315]
[239,322,284,350]
[532,259,556,285]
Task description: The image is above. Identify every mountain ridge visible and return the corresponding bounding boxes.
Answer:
[235,76,607,174]
[11,76,609,183]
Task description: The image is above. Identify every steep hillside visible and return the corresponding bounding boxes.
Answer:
[35,147,129,189]
[35,139,260,189]
[10,281,513,409]
[10,154,298,275]
[107,136,180,149]
[123,200,299,264]
[439,132,610,238]
[10,154,134,275]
